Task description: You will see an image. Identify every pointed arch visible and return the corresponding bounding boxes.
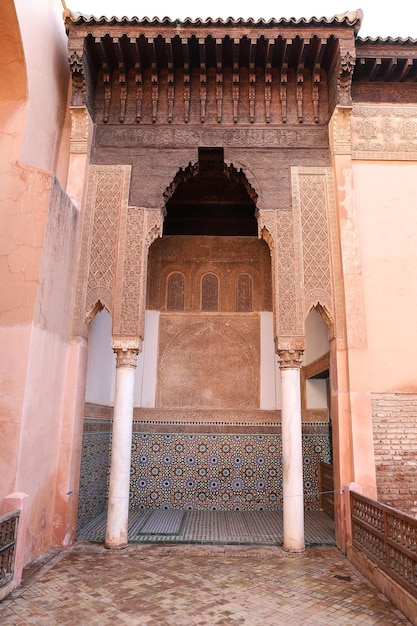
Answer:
[84,298,110,329]
[163,157,258,205]
[308,302,335,340]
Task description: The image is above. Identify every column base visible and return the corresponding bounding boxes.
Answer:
[283,544,305,554]
[104,542,128,550]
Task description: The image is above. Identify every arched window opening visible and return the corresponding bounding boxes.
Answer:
[167,272,185,310]
[201,273,219,311]
[236,273,253,312]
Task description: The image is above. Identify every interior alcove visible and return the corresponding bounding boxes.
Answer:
[145,147,276,413]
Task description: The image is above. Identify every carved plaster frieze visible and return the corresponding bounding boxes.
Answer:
[95,125,329,150]
[351,106,417,160]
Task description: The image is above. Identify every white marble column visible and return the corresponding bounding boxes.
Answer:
[105,348,138,549]
[279,348,305,552]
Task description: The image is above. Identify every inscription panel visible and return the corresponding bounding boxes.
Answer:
[95,125,329,150]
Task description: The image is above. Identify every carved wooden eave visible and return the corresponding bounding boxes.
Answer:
[354,37,417,83]
[65,11,362,125]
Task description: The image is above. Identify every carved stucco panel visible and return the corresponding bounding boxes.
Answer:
[276,209,300,338]
[292,168,333,314]
[113,206,163,342]
[258,206,304,341]
[352,105,417,160]
[291,167,341,338]
[73,164,131,337]
[69,106,90,154]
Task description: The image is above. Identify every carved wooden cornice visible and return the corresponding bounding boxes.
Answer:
[66,14,361,125]
[354,38,417,83]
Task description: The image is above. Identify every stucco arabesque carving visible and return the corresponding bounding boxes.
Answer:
[330,106,352,156]
[69,106,90,154]
[352,106,417,160]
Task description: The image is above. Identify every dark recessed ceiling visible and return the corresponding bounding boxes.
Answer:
[163,148,258,236]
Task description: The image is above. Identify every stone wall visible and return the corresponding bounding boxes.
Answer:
[372,393,417,517]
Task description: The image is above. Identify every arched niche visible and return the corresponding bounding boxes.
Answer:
[144,148,276,412]
[303,306,330,416]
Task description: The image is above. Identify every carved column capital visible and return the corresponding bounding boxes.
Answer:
[112,336,141,367]
[276,336,304,369]
[113,347,139,369]
[278,349,303,370]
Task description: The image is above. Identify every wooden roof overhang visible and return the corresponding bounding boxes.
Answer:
[65,11,362,124]
[354,37,417,83]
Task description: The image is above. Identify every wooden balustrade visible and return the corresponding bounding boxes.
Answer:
[350,491,417,598]
[0,509,20,588]
[318,462,334,519]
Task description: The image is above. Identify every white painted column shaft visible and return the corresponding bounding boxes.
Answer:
[105,349,137,549]
[280,351,305,552]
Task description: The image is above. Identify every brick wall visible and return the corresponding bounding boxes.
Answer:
[372,393,417,517]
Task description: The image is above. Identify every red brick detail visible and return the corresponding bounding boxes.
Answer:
[372,393,417,517]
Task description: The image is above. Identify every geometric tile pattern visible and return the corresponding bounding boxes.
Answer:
[77,432,111,530]
[1,543,412,625]
[130,433,331,511]
[77,431,331,533]
[77,509,336,546]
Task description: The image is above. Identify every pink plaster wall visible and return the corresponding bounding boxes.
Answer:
[13,0,69,172]
[353,161,417,392]
[0,1,84,563]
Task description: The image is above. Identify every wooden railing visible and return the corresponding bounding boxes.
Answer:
[0,509,20,588]
[350,491,417,598]
[318,462,334,519]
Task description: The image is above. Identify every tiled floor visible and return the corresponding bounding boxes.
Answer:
[0,542,412,625]
[77,509,336,545]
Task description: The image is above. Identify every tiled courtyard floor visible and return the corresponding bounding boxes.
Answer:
[0,542,412,625]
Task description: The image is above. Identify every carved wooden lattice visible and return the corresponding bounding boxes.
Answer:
[0,509,19,588]
[351,491,417,597]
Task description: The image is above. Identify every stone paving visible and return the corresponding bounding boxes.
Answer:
[0,542,412,625]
